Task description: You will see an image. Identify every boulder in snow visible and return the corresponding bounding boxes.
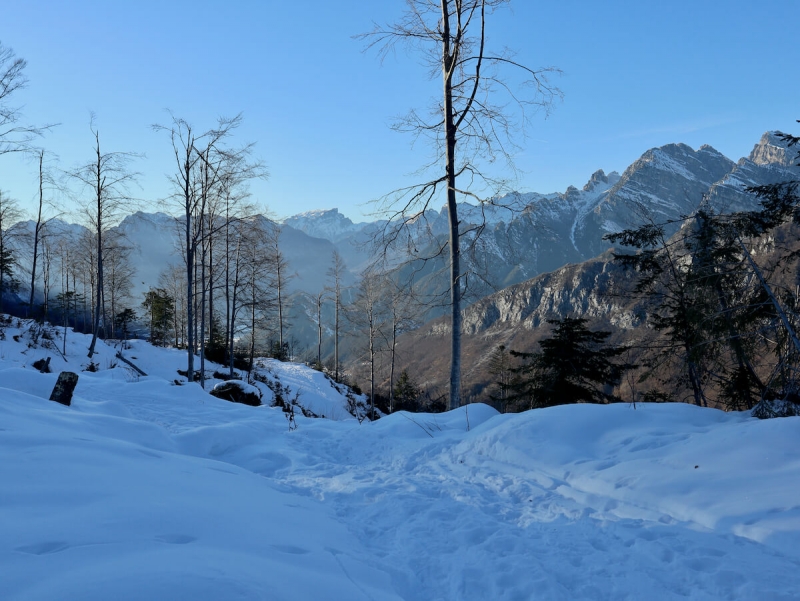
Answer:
[210,381,262,407]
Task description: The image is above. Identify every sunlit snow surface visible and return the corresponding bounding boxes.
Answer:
[1,320,800,600]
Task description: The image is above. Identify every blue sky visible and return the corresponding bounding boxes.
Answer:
[2,0,798,222]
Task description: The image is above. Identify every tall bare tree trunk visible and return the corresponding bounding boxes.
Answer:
[334,293,339,379]
[442,0,461,410]
[185,201,195,381]
[317,291,323,368]
[277,264,284,351]
[389,317,398,413]
[88,132,104,357]
[228,237,242,378]
[328,249,345,382]
[199,211,207,388]
[29,150,45,316]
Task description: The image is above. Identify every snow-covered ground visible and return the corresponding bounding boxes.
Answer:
[1,317,799,600]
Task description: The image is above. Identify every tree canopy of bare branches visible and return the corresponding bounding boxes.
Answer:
[360,0,561,409]
[68,118,140,357]
[0,41,52,155]
[154,113,266,385]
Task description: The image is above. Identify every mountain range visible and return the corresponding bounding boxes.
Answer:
[6,131,797,373]
[377,132,800,400]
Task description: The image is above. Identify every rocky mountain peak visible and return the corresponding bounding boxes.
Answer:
[583,169,608,192]
[287,207,350,223]
[563,184,582,202]
[283,208,359,242]
[748,131,797,168]
[697,144,722,156]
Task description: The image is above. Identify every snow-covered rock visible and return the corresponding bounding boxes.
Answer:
[210,379,262,406]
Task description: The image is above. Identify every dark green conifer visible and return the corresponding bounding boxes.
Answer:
[508,317,633,408]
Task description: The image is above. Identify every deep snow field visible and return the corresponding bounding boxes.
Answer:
[1,317,799,600]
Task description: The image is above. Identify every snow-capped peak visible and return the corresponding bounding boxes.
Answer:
[283,208,362,242]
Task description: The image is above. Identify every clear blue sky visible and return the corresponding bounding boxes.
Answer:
[2,0,798,222]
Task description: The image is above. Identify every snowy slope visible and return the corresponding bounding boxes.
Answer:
[1,318,800,600]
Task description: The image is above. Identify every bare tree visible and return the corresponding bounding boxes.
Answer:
[326,249,347,380]
[196,154,263,388]
[27,149,56,314]
[54,236,84,355]
[103,230,135,338]
[158,263,187,348]
[347,267,387,419]
[361,0,561,409]
[75,228,98,331]
[313,289,328,369]
[382,278,421,413]
[239,219,277,379]
[264,223,293,354]
[155,113,264,385]
[68,119,139,357]
[0,41,52,156]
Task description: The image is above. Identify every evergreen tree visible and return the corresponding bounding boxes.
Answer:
[0,190,22,312]
[607,216,721,407]
[0,244,17,303]
[508,317,633,408]
[203,314,227,363]
[114,308,136,342]
[142,288,174,347]
[487,344,515,413]
[686,210,769,410]
[393,370,420,412]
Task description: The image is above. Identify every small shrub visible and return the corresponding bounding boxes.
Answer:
[32,357,51,373]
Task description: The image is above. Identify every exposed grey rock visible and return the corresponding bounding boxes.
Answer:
[583,169,609,192]
[749,131,798,168]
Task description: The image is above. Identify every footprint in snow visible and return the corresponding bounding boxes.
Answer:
[16,541,70,555]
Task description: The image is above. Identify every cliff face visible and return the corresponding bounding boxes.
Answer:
[391,252,644,400]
